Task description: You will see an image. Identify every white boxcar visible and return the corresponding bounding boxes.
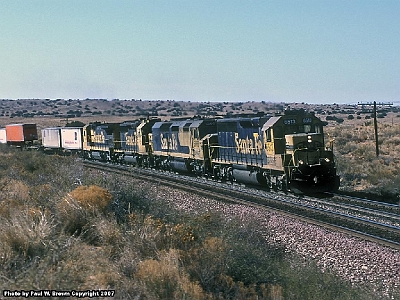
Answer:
[61,127,82,150]
[0,128,6,144]
[42,128,61,149]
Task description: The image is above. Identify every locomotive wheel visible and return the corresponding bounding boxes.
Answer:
[276,179,283,191]
[266,176,273,191]
[277,177,287,192]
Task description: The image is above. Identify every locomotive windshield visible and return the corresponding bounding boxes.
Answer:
[284,123,322,135]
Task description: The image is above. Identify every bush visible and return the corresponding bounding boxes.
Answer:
[0,209,54,258]
[136,249,206,299]
[69,185,112,212]
[57,185,113,236]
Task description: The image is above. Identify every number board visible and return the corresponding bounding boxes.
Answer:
[283,119,296,125]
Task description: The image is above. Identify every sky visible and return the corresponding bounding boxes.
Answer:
[0,1,399,104]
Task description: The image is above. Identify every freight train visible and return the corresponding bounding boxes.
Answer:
[0,109,340,193]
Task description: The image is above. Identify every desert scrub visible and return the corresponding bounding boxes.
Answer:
[326,123,400,201]
[0,209,55,259]
[57,185,113,238]
[68,185,112,212]
[136,249,207,299]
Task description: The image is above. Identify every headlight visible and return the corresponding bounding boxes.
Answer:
[298,160,304,165]
[324,158,330,163]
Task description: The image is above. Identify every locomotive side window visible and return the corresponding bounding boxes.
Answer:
[192,129,198,139]
[266,128,272,142]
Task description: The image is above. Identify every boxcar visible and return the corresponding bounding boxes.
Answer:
[6,124,38,145]
[42,128,61,151]
[61,127,83,151]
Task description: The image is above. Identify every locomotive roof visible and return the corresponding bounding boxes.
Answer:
[189,119,216,128]
[152,121,172,130]
[262,117,281,130]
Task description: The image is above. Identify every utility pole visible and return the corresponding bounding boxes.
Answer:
[373,101,379,157]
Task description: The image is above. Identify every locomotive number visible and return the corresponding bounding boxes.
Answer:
[302,117,312,124]
[283,119,296,125]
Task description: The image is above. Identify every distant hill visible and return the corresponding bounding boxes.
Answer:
[1,98,397,121]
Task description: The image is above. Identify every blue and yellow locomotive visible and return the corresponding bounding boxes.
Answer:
[205,110,339,192]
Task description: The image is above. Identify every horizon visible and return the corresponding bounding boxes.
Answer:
[1,98,399,107]
[1,1,399,104]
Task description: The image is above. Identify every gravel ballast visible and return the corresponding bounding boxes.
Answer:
[151,184,400,299]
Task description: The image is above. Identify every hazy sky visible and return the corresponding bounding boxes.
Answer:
[0,1,399,104]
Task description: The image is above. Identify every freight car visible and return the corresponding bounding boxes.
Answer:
[5,124,38,146]
[0,128,6,144]
[42,127,83,154]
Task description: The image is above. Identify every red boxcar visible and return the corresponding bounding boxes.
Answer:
[6,124,38,145]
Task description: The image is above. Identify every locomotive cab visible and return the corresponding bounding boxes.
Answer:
[262,110,339,192]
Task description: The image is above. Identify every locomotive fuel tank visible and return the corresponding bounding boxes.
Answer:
[232,164,261,185]
[170,157,191,173]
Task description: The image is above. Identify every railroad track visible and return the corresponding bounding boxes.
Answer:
[300,194,400,228]
[83,160,400,250]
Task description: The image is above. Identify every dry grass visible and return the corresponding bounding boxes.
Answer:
[136,249,207,299]
[0,209,54,258]
[56,185,113,239]
[326,121,400,201]
[68,185,113,211]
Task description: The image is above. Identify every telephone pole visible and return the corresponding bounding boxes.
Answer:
[373,101,379,157]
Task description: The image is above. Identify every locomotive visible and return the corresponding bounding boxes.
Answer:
[1,109,340,193]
